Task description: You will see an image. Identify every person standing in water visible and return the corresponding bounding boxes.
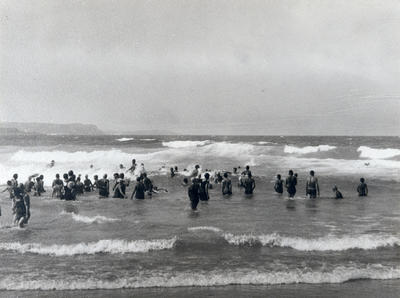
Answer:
[357,178,368,196]
[199,173,210,201]
[127,159,137,174]
[285,170,297,198]
[11,174,18,189]
[52,174,64,198]
[222,172,232,196]
[244,173,256,195]
[306,170,320,198]
[332,185,343,199]
[142,173,153,196]
[98,174,110,198]
[12,184,29,227]
[190,165,200,178]
[130,177,145,200]
[188,178,200,210]
[83,175,93,192]
[274,174,284,194]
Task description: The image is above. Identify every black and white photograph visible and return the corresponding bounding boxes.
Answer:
[0,0,399,297]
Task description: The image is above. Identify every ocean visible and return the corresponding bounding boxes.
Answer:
[0,135,399,297]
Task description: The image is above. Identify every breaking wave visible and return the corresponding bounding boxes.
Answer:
[0,238,177,256]
[162,140,211,148]
[284,145,336,154]
[116,137,134,142]
[357,146,400,159]
[223,233,400,251]
[1,265,399,290]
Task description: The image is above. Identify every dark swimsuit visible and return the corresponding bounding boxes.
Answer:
[188,184,200,209]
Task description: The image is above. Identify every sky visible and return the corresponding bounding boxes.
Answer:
[1,0,399,135]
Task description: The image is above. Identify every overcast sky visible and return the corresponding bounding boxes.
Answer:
[1,0,399,135]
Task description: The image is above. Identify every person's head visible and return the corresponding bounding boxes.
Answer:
[174,166,178,171]
[63,173,68,180]
[332,185,338,191]
[56,174,60,178]
[113,173,119,179]
[36,177,40,182]
[94,175,98,180]
[51,160,54,163]
[136,177,141,182]
[294,173,298,177]
[360,178,365,183]
[18,183,25,190]
[103,174,107,179]
[13,173,18,179]
[195,165,199,169]
[68,170,73,176]
[85,174,88,178]
[233,167,237,172]
[310,170,315,176]
[119,173,124,179]
[289,170,293,176]
[39,175,44,179]
[90,164,93,168]
[183,178,188,184]
[132,159,136,164]
[204,173,210,180]
[223,172,228,178]
[246,165,250,170]
[119,164,124,169]
[6,180,11,186]
[277,174,281,179]
[142,173,147,178]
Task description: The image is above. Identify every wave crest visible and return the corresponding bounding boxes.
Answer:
[223,233,400,251]
[284,145,336,154]
[0,238,177,256]
[188,226,222,233]
[1,265,399,290]
[357,146,400,159]
[162,140,210,148]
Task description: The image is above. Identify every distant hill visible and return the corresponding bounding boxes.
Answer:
[106,129,177,135]
[0,122,104,135]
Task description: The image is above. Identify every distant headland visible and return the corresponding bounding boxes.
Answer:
[0,122,104,135]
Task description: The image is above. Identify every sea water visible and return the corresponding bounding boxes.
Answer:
[0,135,399,295]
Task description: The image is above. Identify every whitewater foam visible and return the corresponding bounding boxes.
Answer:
[188,226,222,233]
[223,233,400,251]
[284,145,336,154]
[1,265,399,290]
[0,237,177,256]
[61,212,120,224]
[162,140,211,148]
[116,138,134,142]
[357,146,400,159]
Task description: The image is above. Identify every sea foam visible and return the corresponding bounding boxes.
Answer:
[284,145,336,154]
[116,138,134,142]
[0,237,177,256]
[188,226,222,233]
[223,233,400,251]
[61,212,120,224]
[357,146,400,159]
[1,265,399,290]
[162,140,211,148]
